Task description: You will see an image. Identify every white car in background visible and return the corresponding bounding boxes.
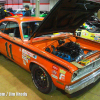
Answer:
[15,8,25,14]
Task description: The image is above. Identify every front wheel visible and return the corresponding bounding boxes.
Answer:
[31,64,56,94]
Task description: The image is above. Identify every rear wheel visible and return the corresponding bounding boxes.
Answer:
[31,64,56,94]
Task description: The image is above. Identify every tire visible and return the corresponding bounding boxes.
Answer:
[31,64,56,94]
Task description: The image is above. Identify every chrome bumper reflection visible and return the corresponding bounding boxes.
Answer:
[65,69,100,94]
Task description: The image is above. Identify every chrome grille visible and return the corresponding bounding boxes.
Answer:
[95,59,100,68]
[72,58,100,82]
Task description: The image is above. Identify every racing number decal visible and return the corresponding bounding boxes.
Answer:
[5,42,14,60]
[9,44,14,60]
[5,42,10,57]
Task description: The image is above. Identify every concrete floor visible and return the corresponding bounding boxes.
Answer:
[0,55,100,100]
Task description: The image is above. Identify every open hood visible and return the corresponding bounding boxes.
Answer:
[30,0,100,38]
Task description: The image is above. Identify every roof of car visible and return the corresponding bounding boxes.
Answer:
[0,17,44,23]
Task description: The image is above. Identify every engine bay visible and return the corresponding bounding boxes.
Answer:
[44,38,100,66]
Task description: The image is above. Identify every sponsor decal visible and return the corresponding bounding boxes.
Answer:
[59,73,65,81]
[91,34,100,38]
[60,69,66,74]
[22,53,28,63]
[52,65,59,71]
[91,35,95,37]
[51,74,58,79]
[22,49,37,65]
[94,38,98,40]
[91,33,95,35]
[23,60,26,65]
[22,49,37,59]
[52,70,57,75]
[26,55,31,60]
[83,33,88,36]
[95,34,100,36]
[33,55,37,59]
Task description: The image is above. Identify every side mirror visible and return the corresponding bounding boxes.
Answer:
[9,33,14,37]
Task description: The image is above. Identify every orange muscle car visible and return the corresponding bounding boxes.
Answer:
[0,0,100,94]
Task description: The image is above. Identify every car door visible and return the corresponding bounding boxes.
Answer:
[0,21,23,66]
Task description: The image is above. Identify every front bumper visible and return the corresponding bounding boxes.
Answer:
[65,69,100,94]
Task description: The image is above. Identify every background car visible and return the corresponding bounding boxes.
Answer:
[4,11,15,17]
[13,8,25,16]
[31,11,49,17]
[76,21,100,42]
[4,10,23,17]
[14,11,24,16]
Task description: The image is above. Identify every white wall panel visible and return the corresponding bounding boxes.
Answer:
[49,0,59,10]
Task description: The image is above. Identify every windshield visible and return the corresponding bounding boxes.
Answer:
[22,21,41,39]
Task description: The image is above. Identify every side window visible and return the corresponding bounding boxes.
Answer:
[0,21,7,32]
[4,21,21,38]
[22,21,41,39]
